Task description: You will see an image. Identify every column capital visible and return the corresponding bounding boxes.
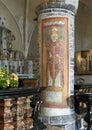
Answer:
[36,1,79,15]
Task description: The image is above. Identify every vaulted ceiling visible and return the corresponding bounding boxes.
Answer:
[0,0,92,54]
[1,0,92,24]
[0,0,39,24]
[80,0,92,10]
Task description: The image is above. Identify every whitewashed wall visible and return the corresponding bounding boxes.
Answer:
[0,1,22,51]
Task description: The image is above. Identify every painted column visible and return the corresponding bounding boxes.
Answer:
[36,0,79,128]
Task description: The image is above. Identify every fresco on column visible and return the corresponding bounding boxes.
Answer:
[41,17,69,107]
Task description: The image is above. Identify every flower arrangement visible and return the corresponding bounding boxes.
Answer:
[9,73,19,87]
[0,66,19,89]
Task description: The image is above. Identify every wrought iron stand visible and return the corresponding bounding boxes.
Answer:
[30,87,46,130]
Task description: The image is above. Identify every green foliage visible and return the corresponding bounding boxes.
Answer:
[0,66,19,89]
[0,67,9,88]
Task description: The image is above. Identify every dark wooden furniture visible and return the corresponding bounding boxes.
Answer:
[75,92,92,130]
[0,86,46,130]
[19,78,37,87]
[74,84,92,130]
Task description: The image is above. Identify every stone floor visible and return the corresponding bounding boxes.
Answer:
[43,125,64,130]
[43,124,87,130]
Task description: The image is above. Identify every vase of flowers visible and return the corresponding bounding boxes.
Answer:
[0,66,19,89]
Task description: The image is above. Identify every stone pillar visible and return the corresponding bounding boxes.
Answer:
[36,1,79,129]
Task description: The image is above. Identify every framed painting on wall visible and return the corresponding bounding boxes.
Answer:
[75,50,92,75]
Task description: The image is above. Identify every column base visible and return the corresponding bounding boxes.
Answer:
[39,114,76,125]
[43,123,77,130]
